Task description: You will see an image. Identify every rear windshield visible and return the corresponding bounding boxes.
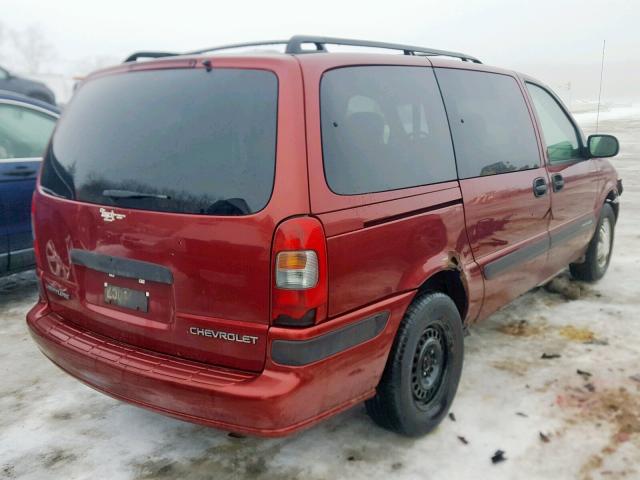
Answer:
[41,68,278,216]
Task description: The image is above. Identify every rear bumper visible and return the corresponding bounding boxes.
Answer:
[27,291,414,437]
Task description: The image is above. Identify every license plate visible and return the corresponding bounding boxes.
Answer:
[104,283,148,312]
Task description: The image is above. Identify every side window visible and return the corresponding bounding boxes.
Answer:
[0,68,8,80]
[526,83,581,163]
[436,69,541,179]
[320,66,457,195]
[0,104,56,159]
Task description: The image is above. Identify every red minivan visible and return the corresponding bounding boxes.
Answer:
[27,36,622,437]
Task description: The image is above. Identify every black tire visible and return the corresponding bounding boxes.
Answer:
[570,203,616,282]
[365,292,464,436]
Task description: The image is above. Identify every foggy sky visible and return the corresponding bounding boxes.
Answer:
[2,0,639,102]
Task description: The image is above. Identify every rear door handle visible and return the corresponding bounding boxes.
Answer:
[5,167,37,177]
[533,177,547,197]
[552,174,564,192]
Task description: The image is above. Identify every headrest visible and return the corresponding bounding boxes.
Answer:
[345,111,386,144]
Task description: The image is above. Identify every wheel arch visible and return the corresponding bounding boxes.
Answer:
[605,189,619,221]
[416,268,468,322]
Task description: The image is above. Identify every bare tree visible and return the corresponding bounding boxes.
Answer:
[11,24,55,73]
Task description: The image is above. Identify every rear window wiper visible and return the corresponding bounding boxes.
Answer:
[102,189,171,200]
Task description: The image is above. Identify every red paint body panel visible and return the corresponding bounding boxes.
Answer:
[545,160,599,265]
[460,168,552,320]
[26,49,621,436]
[321,192,474,317]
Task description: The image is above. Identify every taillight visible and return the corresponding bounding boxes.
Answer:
[31,191,40,265]
[271,217,327,327]
[276,251,318,289]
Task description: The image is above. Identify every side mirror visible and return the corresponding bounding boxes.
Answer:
[588,134,619,158]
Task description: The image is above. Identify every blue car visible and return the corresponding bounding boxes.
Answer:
[0,66,56,105]
[0,91,59,276]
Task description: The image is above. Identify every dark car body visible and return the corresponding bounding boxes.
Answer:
[0,66,56,105]
[26,37,621,436]
[0,91,59,276]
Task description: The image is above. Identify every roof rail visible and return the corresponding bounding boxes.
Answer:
[186,40,294,55]
[123,42,292,63]
[285,35,481,63]
[123,35,480,64]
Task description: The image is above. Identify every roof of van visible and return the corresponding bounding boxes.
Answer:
[87,36,521,83]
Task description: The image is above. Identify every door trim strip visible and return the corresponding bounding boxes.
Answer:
[550,215,595,248]
[483,214,596,280]
[483,237,549,280]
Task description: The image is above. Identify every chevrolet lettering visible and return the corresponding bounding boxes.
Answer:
[189,327,259,345]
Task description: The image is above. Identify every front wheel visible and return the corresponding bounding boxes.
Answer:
[570,203,616,282]
[365,292,464,436]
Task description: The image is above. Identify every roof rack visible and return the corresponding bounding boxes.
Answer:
[285,35,481,63]
[123,35,481,64]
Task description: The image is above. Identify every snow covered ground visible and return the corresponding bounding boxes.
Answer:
[1,111,638,480]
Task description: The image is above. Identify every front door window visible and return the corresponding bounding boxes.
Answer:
[526,83,582,163]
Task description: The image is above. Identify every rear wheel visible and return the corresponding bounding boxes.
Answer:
[570,203,616,282]
[365,292,464,436]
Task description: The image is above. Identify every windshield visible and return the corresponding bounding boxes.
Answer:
[40,67,278,216]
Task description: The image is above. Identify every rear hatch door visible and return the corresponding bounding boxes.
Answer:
[34,58,307,372]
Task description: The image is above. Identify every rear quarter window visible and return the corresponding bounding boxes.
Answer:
[320,66,457,195]
[40,68,278,216]
[435,69,541,179]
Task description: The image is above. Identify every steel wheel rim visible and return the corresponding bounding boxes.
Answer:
[596,217,612,270]
[411,325,447,407]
